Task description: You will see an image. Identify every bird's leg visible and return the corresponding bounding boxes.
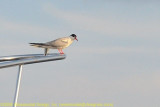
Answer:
[58,49,62,54]
[44,48,49,56]
[60,49,64,54]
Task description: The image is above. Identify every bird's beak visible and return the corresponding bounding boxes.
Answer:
[75,37,78,41]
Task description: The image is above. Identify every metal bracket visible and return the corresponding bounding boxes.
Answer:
[0,53,66,107]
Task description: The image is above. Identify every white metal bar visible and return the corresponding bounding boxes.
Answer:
[13,65,23,107]
[0,54,66,69]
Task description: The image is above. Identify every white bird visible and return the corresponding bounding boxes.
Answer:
[30,34,78,55]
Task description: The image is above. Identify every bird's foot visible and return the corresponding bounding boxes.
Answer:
[58,49,64,54]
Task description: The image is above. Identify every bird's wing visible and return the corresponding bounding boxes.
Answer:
[30,43,52,48]
[47,37,69,47]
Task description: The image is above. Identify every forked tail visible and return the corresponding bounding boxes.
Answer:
[29,43,50,48]
[30,43,49,56]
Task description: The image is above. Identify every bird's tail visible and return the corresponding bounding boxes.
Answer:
[29,43,50,48]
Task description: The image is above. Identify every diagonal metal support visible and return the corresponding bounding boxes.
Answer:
[13,65,23,107]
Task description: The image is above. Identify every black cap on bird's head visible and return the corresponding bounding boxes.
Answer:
[70,34,78,41]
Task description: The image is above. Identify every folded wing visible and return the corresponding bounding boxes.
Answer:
[29,43,52,48]
[47,37,69,48]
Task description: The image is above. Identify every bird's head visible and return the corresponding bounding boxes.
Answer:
[70,34,78,41]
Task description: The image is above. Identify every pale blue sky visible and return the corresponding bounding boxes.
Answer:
[0,1,160,107]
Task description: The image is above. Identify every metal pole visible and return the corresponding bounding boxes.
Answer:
[13,65,23,107]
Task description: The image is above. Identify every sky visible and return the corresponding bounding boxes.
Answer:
[0,0,160,107]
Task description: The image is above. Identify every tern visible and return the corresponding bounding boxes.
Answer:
[30,34,78,55]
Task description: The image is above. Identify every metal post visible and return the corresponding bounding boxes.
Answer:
[13,65,23,107]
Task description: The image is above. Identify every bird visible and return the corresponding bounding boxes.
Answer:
[29,34,78,56]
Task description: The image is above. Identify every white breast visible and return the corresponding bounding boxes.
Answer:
[63,38,73,48]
